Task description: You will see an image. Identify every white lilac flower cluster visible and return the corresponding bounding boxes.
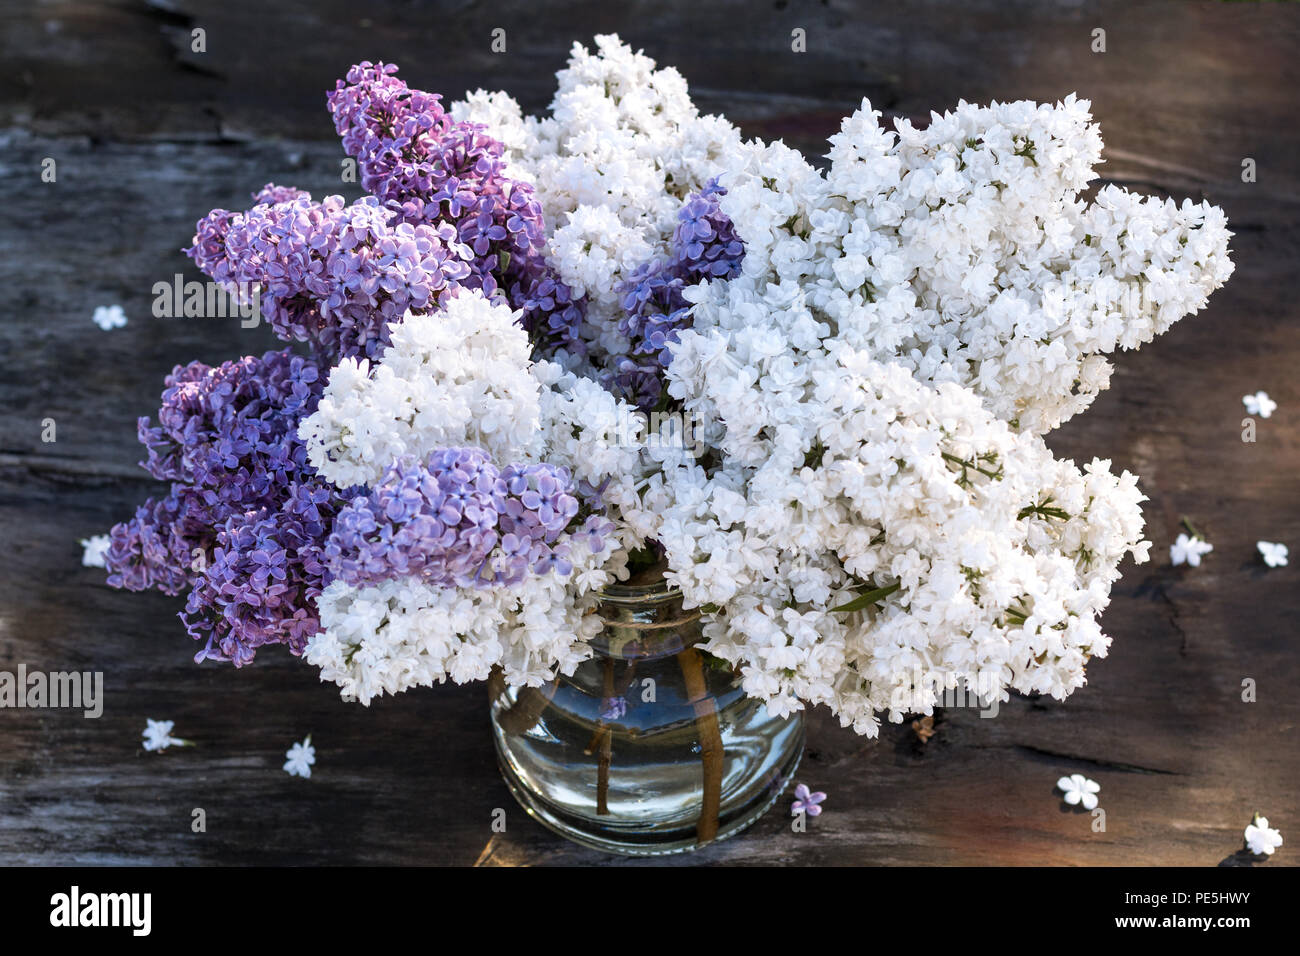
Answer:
[452,35,742,364]
[300,289,643,700]
[300,291,544,488]
[298,36,1232,733]
[680,97,1234,436]
[651,352,1149,733]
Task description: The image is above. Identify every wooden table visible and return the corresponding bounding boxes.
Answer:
[1,0,1295,865]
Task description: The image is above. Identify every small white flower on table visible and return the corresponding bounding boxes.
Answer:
[284,735,315,778]
[79,534,111,568]
[1170,533,1213,567]
[1244,813,1283,857]
[92,304,127,331]
[1257,541,1289,568]
[1242,391,1277,418]
[142,719,189,752]
[1057,773,1100,810]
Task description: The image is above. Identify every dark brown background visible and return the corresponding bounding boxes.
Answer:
[0,0,1295,866]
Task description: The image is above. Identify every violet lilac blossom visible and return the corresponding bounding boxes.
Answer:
[325,448,612,590]
[328,61,585,354]
[613,179,745,408]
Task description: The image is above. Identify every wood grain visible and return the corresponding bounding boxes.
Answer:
[0,0,1296,866]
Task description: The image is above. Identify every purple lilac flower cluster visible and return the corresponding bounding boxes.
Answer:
[326,448,612,589]
[105,493,200,597]
[181,481,347,666]
[613,179,745,408]
[189,191,473,361]
[105,350,351,664]
[325,62,455,200]
[326,448,500,587]
[327,62,585,354]
[252,182,311,205]
[108,65,622,670]
[130,349,323,527]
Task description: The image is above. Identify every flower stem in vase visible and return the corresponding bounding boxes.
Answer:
[488,667,556,735]
[597,656,615,814]
[677,647,723,846]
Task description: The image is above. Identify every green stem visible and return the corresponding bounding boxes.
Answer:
[829,580,902,613]
[942,451,1002,481]
[1018,502,1071,521]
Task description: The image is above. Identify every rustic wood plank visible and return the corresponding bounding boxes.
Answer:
[0,0,1296,865]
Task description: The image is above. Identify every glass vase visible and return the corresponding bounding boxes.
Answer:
[490,575,805,856]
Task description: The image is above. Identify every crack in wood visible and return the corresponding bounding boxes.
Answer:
[1016,744,1182,776]
[0,453,152,482]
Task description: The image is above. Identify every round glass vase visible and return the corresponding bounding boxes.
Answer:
[490,576,805,856]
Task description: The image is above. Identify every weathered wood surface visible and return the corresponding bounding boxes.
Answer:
[0,0,1296,866]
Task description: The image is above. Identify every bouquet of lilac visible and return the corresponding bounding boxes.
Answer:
[107,37,1233,736]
